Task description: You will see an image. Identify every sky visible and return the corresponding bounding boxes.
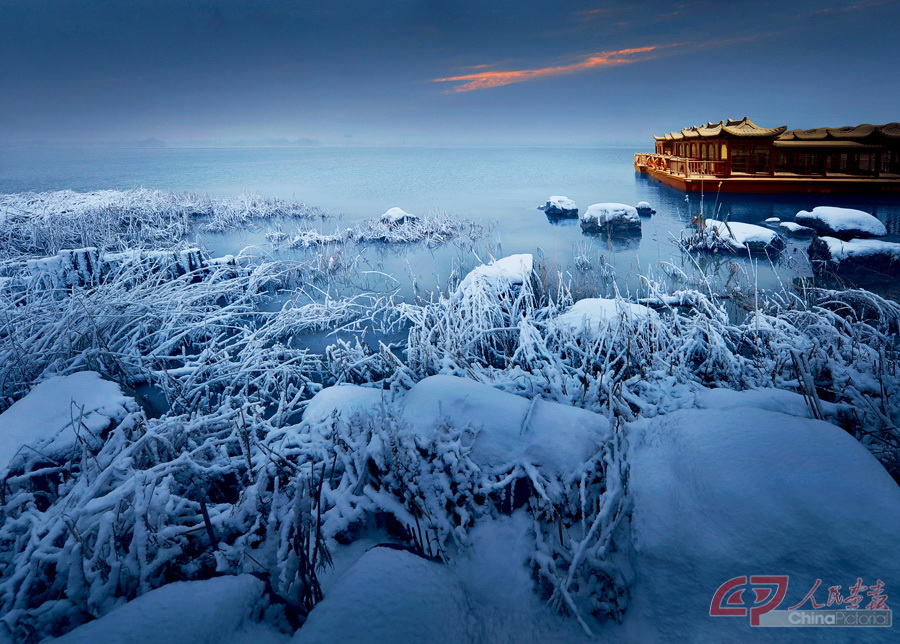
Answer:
[1,0,899,147]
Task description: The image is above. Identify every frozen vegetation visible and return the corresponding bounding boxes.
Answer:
[681,218,786,255]
[0,189,328,259]
[267,209,484,249]
[0,189,898,642]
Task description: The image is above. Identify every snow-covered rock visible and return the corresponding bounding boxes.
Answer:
[580,203,641,235]
[778,221,816,236]
[301,384,387,428]
[623,398,900,641]
[290,547,473,644]
[455,254,533,299]
[796,206,887,239]
[764,217,780,224]
[551,297,657,338]
[379,207,418,226]
[539,196,578,218]
[400,375,610,475]
[695,219,786,254]
[809,235,900,272]
[0,372,137,476]
[635,201,655,216]
[44,575,283,644]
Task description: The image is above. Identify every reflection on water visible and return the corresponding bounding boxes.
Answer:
[3,146,899,300]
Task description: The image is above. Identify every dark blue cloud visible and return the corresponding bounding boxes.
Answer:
[1,1,898,146]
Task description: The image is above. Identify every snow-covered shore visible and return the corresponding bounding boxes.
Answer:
[0,190,898,642]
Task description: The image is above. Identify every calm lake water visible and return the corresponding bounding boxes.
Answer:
[3,146,900,300]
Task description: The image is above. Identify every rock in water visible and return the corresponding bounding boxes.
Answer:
[636,201,655,216]
[580,203,642,235]
[808,235,900,273]
[380,207,418,225]
[539,196,578,218]
[778,221,816,236]
[795,206,887,239]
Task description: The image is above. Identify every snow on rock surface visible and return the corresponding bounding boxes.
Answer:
[764,217,780,224]
[580,203,641,235]
[379,207,418,225]
[778,221,815,236]
[699,219,785,253]
[623,399,900,642]
[301,384,387,427]
[455,253,533,298]
[294,515,595,644]
[551,297,657,337]
[0,372,137,476]
[635,201,655,216]
[43,575,284,644]
[400,375,609,475]
[796,206,887,239]
[539,196,578,217]
[809,235,900,272]
[289,547,473,644]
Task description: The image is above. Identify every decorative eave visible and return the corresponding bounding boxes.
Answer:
[721,116,787,137]
[826,124,875,139]
[772,140,882,150]
[655,117,787,141]
[779,123,900,142]
[785,128,830,141]
[877,123,900,138]
[695,122,723,137]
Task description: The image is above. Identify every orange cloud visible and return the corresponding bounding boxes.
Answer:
[433,46,665,93]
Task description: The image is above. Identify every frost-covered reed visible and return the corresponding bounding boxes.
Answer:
[0,220,898,640]
[0,189,327,258]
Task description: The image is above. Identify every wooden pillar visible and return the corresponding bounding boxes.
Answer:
[767,143,776,176]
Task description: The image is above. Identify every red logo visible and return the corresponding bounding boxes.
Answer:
[711,576,890,627]
[710,576,789,626]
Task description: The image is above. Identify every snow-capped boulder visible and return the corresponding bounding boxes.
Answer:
[291,547,473,644]
[455,254,533,299]
[808,235,900,273]
[551,297,657,338]
[0,372,138,477]
[379,207,418,226]
[635,201,655,216]
[538,196,578,218]
[778,221,816,236]
[764,217,780,224]
[302,385,387,427]
[580,203,641,235]
[400,375,610,476]
[45,575,276,644]
[796,206,887,239]
[623,398,900,641]
[694,219,786,254]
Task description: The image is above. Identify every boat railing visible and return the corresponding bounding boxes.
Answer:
[635,153,729,178]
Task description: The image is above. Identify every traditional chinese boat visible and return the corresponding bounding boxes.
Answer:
[634,117,900,194]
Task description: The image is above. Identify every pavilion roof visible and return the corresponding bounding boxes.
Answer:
[654,116,787,141]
